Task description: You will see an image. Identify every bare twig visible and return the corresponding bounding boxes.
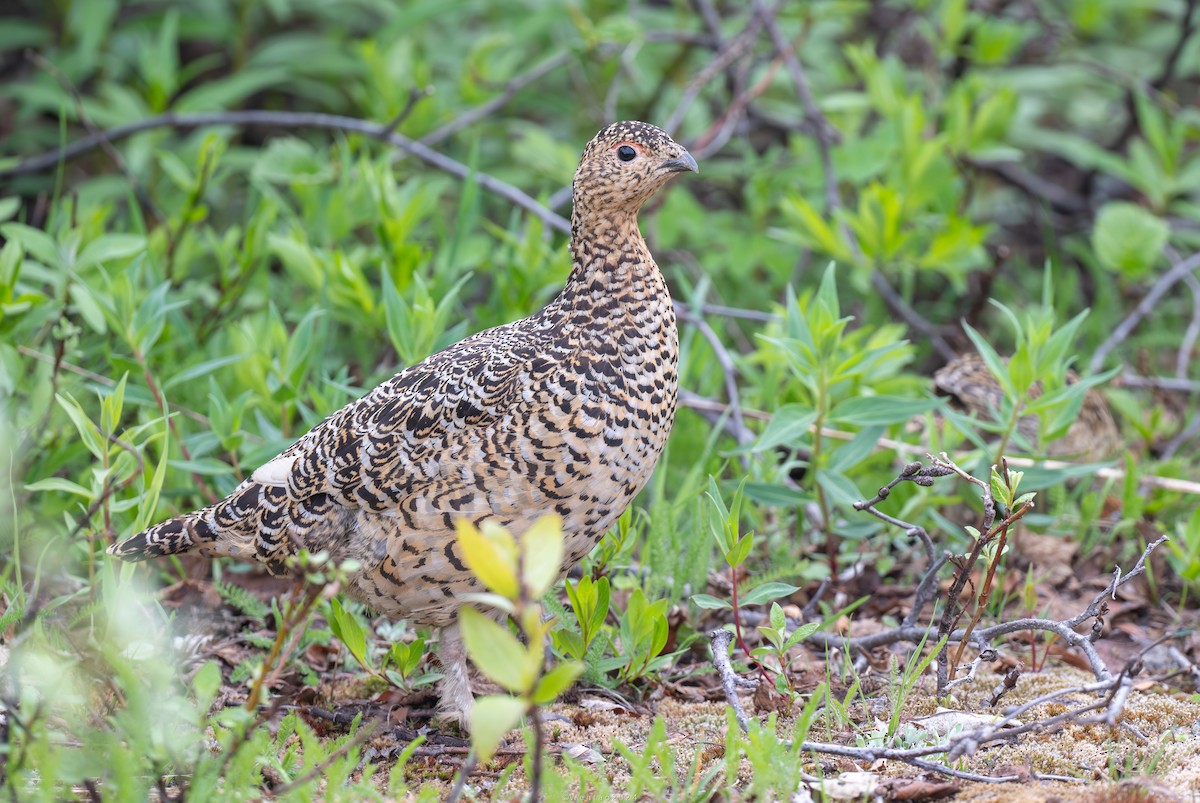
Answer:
[685,301,778,323]
[870,273,958,360]
[381,85,434,137]
[1090,250,1200,373]
[245,580,325,712]
[945,648,999,693]
[1107,0,1199,153]
[834,458,1168,689]
[751,0,839,210]
[708,628,757,734]
[1177,270,1200,380]
[664,10,764,133]
[1162,415,1200,461]
[965,157,1088,214]
[444,752,478,803]
[852,460,943,563]
[902,551,952,629]
[679,389,771,423]
[417,52,570,147]
[66,433,145,544]
[0,110,574,235]
[675,304,753,455]
[1119,373,1200,393]
[689,51,785,160]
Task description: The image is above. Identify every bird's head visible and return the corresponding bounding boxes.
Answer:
[571,121,697,220]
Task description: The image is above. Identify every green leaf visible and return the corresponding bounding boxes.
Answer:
[829,396,940,426]
[725,531,754,567]
[100,373,127,435]
[552,629,585,660]
[0,197,19,223]
[769,602,785,632]
[25,477,93,497]
[756,627,783,651]
[0,222,59,266]
[815,469,863,507]
[162,353,251,391]
[588,576,610,636]
[328,598,369,670]
[69,283,109,334]
[739,582,800,607]
[192,661,223,711]
[469,695,527,762]
[455,520,519,600]
[175,67,292,112]
[0,238,22,289]
[1092,202,1168,279]
[458,607,538,694]
[741,482,812,507]
[690,594,732,610]
[55,393,106,459]
[77,234,146,270]
[134,425,170,533]
[961,323,1014,399]
[827,425,886,473]
[532,661,583,704]
[520,514,564,598]
[783,622,820,650]
[780,197,851,259]
[751,404,816,452]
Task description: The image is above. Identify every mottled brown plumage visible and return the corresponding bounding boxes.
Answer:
[109,121,697,720]
[932,353,1119,460]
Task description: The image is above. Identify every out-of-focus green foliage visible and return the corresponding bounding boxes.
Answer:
[2,0,1198,795]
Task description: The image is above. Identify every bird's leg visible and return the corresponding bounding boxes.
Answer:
[435,621,474,727]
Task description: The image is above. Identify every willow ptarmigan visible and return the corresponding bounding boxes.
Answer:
[109,121,697,721]
[932,353,1119,461]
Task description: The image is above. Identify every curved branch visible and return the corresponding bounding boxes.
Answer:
[0,109,572,235]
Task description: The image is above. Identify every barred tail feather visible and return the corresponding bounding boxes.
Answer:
[109,481,264,563]
[108,513,209,561]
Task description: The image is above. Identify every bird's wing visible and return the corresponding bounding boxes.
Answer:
[250,327,560,515]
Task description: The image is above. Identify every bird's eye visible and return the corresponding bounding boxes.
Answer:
[616,145,637,162]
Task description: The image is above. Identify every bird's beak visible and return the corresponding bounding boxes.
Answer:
[660,150,698,174]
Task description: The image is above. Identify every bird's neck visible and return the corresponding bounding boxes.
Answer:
[557,209,670,322]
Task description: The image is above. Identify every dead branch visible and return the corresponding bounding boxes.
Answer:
[1119,373,1200,394]
[853,460,944,563]
[708,627,756,733]
[665,8,764,134]
[1090,250,1200,373]
[682,389,1200,495]
[675,304,753,455]
[0,110,574,236]
[807,459,1168,691]
[416,52,570,148]
[1176,261,1200,380]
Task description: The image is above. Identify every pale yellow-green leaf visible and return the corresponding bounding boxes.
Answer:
[455,591,515,615]
[455,519,518,599]
[470,695,527,762]
[532,661,583,704]
[458,607,540,693]
[520,514,564,598]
